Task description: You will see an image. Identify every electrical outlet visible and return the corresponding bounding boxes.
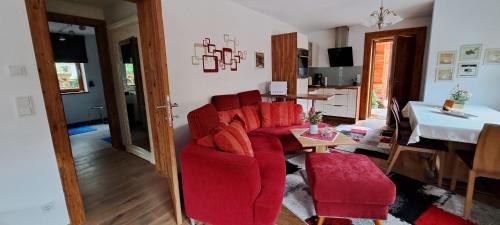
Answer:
[40,201,55,214]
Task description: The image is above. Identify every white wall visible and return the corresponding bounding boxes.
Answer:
[46,0,104,20]
[0,1,69,225]
[62,35,108,124]
[308,29,335,67]
[349,17,432,66]
[423,0,500,110]
[162,0,300,154]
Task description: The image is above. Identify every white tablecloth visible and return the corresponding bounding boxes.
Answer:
[402,101,500,144]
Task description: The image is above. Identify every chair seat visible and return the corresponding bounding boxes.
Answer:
[456,149,475,169]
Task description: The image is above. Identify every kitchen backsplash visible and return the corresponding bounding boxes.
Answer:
[308,66,363,86]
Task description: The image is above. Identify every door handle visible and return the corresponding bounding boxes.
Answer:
[156,105,168,110]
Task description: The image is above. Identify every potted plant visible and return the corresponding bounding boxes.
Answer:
[307,107,323,134]
[450,85,471,109]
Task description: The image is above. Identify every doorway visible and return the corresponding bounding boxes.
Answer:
[369,39,393,120]
[359,27,427,124]
[24,0,182,224]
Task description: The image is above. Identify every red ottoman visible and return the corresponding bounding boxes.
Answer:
[306,153,396,225]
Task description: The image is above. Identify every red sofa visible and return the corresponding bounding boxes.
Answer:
[181,90,322,225]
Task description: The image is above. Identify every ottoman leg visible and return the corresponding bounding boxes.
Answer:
[374,219,383,225]
[317,216,325,225]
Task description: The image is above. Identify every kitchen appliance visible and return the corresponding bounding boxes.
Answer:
[298,48,309,78]
[313,73,324,86]
[328,47,353,67]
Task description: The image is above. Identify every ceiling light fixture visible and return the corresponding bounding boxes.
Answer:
[363,0,403,30]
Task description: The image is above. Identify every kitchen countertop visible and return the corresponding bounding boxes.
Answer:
[308,85,361,90]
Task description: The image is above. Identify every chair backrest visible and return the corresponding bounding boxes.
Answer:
[473,123,500,174]
[211,94,240,111]
[390,102,401,140]
[392,97,401,112]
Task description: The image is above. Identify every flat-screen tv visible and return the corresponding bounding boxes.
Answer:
[328,47,353,67]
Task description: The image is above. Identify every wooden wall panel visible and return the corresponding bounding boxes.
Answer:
[136,0,182,224]
[272,32,298,95]
[24,1,85,224]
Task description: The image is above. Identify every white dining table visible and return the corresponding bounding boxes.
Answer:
[402,101,500,144]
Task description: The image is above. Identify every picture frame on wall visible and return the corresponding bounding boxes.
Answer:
[230,59,238,71]
[435,67,454,81]
[203,38,211,47]
[207,44,216,53]
[222,48,233,65]
[256,52,264,69]
[484,48,500,65]
[193,43,206,60]
[459,44,482,61]
[437,51,456,66]
[213,50,223,62]
[458,63,479,77]
[203,55,219,73]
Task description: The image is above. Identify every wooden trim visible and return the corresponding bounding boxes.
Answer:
[24,1,85,224]
[47,12,124,150]
[272,32,298,95]
[136,0,182,224]
[359,27,427,120]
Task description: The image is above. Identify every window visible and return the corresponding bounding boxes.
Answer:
[124,63,135,86]
[55,62,86,93]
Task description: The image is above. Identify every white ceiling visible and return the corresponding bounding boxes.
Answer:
[49,22,95,35]
[57,0,120,8]
[227,0,434,31]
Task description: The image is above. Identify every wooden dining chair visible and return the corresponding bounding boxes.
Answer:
[386,103,449,187]
[450,123,500,219]
[391,97,411,129]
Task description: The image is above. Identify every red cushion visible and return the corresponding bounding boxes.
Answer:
[212,94,240,111]
[187,104,220,139]
[241,106,261,131]
[260,102,290,128]
[238,90,262,106]
[196,135,216,148]
[293,104,305,125]
[217,108,245,124]
[251,122,329,153]
[306,153,396,219]
[214,122,254,157]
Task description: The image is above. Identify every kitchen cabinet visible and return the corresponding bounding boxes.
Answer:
[309,87,360,122]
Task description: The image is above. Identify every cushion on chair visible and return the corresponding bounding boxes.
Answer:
[187,104,220,140]
[241,106,261,131]
[306,153,396,219]
[212,94,241,111]
[217,109,246,124]
[214,122,254,157]
[238,90,262,106]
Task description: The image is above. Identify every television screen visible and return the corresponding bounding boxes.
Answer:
[328,47,353,67]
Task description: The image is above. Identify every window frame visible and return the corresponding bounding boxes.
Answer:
[56,62,87,94]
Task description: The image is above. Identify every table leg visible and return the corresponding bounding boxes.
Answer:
[315,145,328,153]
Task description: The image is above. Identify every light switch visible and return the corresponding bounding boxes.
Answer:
[15,96,35,117]
[8,65,28,77]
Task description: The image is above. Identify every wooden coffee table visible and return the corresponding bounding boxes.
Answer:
[290,128,356,153]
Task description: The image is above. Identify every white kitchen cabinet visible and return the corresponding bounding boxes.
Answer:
[309,87,359,119]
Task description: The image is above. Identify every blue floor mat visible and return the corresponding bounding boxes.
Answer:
[68,125,97,136]
[102,136,112,143]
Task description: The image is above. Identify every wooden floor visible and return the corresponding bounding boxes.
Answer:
[74,146,499,225]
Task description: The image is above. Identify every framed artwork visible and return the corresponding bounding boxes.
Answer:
[435,67,454,81]
[484,48,500,65]
[230,59,238,71]
[222,48,233,65]
[203,38,211,47]
[224,34,230,42]
[191,56,200,65]
[256,52,264,68]
[207,44,216,53]
[234,55,241,63]
[219,61,226,70]
[213,50,222,62]
[226,39,236,51]
[203,55,218,73]
[458,63,479,77]
[459,44,482,61]
[193,43,206,60]
[437,51,456,66]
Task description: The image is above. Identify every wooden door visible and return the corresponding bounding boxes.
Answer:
[136,0,182,224]
[272,32,298,95]
[387,36,419,124]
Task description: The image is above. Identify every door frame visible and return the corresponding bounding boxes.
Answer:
[24,0,182,224]
[359,27,427,120]
[367,38,394,121]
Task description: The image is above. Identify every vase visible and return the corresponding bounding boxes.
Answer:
[310,124,319,134]
[453,99,466,109]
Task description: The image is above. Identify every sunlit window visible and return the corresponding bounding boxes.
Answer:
[55,62,86,93]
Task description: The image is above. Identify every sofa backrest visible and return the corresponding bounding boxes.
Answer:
[211,94,240,111]
[238,90,262,107]
[187,104,220,139]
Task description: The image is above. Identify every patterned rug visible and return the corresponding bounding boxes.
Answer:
[334,125,392,159]
[283,154,500,225]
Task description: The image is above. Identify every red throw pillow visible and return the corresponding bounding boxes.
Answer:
[214,121,254,157]
[196,135,216,148]
[260,102,294,128]
[293,104,305,125]
[241,105,261,131]
[217,109,245,124]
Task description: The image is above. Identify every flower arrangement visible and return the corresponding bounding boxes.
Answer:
[307,107,323,125]
[450,84,471,104]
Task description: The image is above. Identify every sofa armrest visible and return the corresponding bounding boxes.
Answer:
[180,142,261,223]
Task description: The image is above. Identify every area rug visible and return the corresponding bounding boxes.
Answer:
[334,124,392,159]
[67,125,97,136]
[283,154,500,225]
